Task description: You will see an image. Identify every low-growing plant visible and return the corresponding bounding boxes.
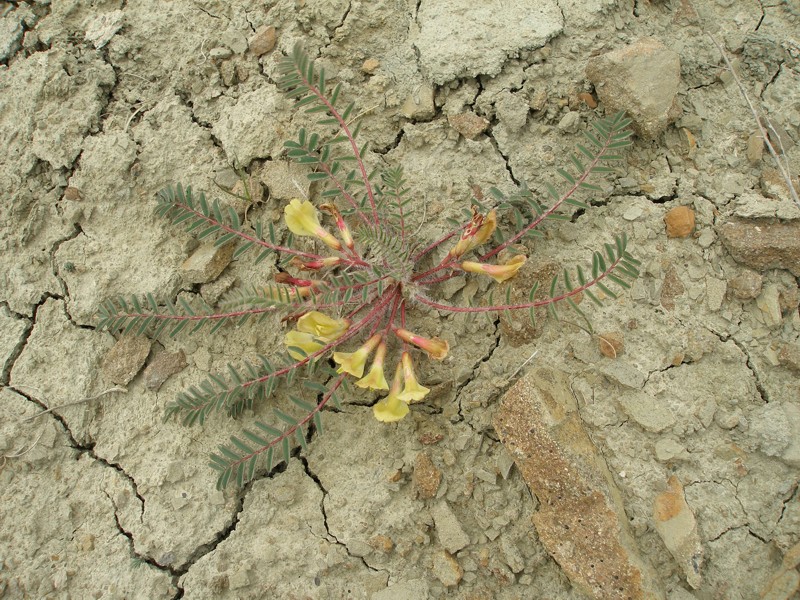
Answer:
[98,45,638,489]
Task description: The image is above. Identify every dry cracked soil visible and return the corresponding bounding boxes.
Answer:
[1,0,800,599]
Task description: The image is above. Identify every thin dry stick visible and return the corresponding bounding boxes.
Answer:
[708,33,800,209]
[18,386,128,423]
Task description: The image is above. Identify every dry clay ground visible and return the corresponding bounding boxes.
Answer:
[1,0,800,598]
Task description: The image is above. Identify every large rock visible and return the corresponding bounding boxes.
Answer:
[586,38,681,139]
[493,367,664,599]
[719,219,800,276]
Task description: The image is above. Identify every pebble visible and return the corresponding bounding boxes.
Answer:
[729,269,763,300]
[431,551,463,587]
[705,277,727,312]
[623,206,644,221]
[447,112,489,140]
[557,110,581,133]
[654,438,686,462]
[777,342,800,372]
[361,58,380,74]
[101,334,152,385]
[431,501,470,553]
[586,37,682,138]
[181,241,235,284]
[412,452,442,499]
[598,331,624,358]
[620,392,676,432]
[664,206,695,238]
[248,25,276,56]
[143,350,187,391]
[400,85,435,121]
[756,284,783,328]
[653,476,703,589]
[747,131,764,164]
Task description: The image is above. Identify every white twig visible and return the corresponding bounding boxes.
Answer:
[17,386,128,423]
[708,33,800,209]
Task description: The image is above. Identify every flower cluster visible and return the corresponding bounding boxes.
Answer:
[280,198,513,422]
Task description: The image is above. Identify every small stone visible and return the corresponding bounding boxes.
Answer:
[530,89,547,111]
[228,566,251,590]
[361,58,380,74]
[705,277,726,312]
[746,131,764,164]
[577,92,597,108]
[432,551,463,587]
[400,85,436,121]
[431,501,470,553]
[623,206,644,221]
[412,452,442,499]
[557,111,581,133]
[729,269,763,300]
[101,334,152,385]
[720,219,800,276]
[447,112,489,140]
[620,392,676,432]
[777,342,800,372]
[664,206,695,238]
[653,475,703,589]
[181,241,235,284]
[249,25,276,56]
[660,265,685,310]
[756,284,783,328]
[63,186,82,201]
[208,46,232,60]
[143,350,187,391]
[598,331,624,358]
[368,535,394,554]
[654,438,685,462]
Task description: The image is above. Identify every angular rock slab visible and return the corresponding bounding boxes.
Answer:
[413,0,563,84]
[493,367,664,599]
[586,38,681,139]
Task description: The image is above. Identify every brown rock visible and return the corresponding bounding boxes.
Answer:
[577,92,598,108]
[653,475,703,588]
[143,350,187,391]
[598,331,624,358]
[447,112,490,140]
[728,269,763,300]
[586,38,681,138]
[248,25,276,57]
[181,241,235,284]
[664,206,695,238]
[660,265,685,310]
[777,343,800,373]
[368,534,394,554]
[432,551,463,587]
[746,131,764,164]
[412,452,442,499]
[720,219,800,276]
[493,367,664,599]
[361,58,380,74]
[102,334,152,385]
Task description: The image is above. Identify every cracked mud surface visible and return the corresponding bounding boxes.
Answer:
[2,0,800,598]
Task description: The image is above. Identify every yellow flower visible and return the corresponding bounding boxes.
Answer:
[449,207,497,258]
[284,198,342,250]
[373,364,410,422]
[398,352,430,402]
[333,334,382,378]
[284,330,324,360]
[297,311,349,341]
[355,342,389,390]
[394,328,449,361]
[461,254,526,283]
[321,203,354,249]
